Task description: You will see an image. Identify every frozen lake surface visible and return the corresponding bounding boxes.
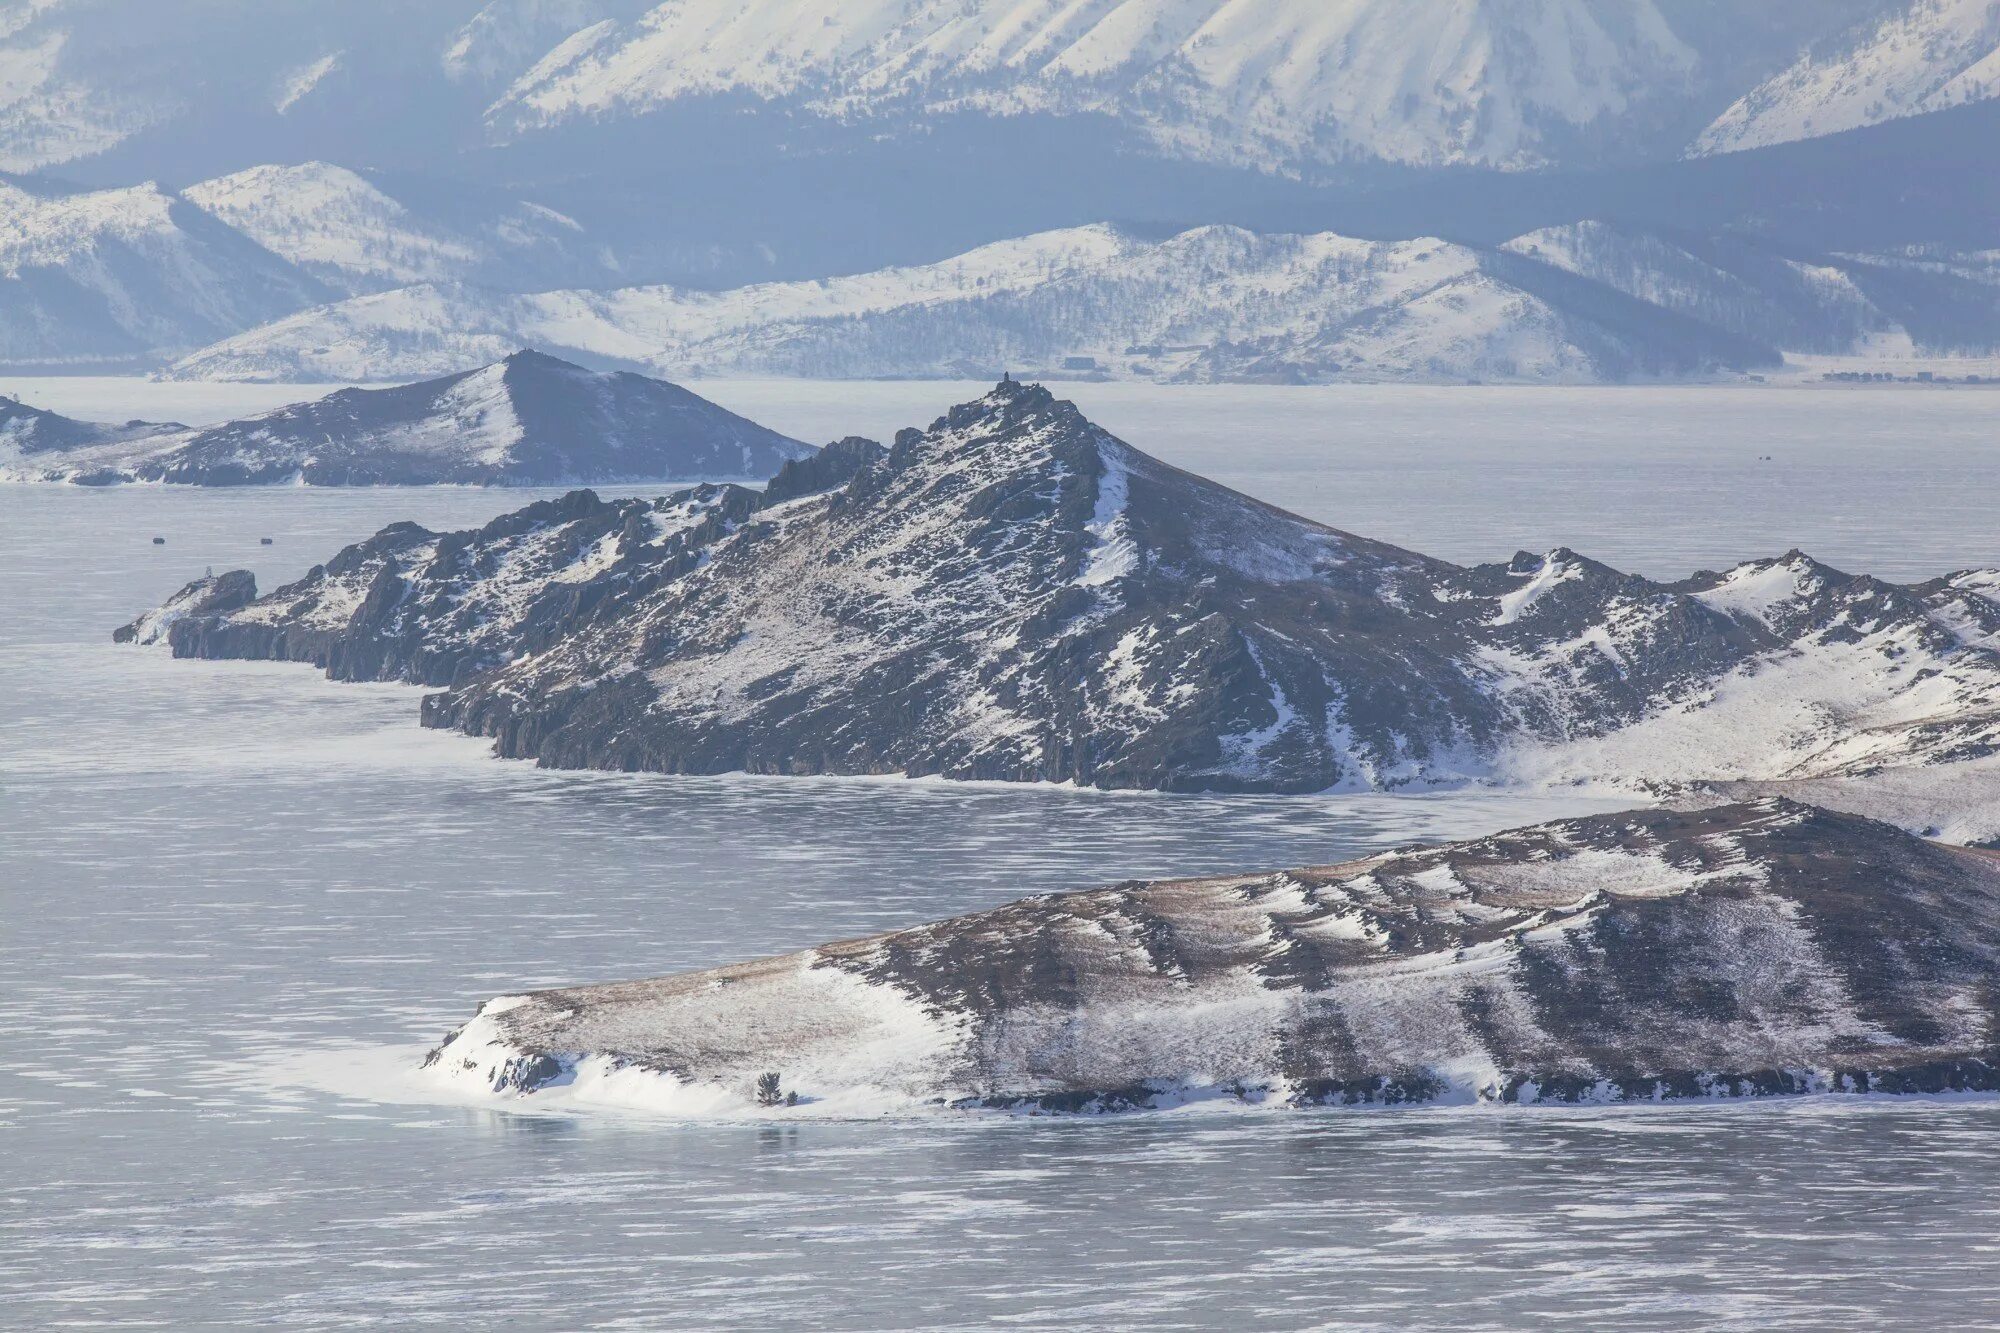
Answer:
[5,376,1998,578]
[6,383,2000,1327]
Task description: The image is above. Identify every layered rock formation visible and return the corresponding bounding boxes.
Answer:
[424,801,2000,1115]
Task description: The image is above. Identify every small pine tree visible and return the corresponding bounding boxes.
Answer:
[755,1071,783,1106]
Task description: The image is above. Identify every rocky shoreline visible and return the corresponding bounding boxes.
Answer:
[421,801,2000,1117]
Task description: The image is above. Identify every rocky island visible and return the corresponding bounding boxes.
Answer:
[424,801,2000,1116]
[119,379,2000,799]
[5,349,809,485]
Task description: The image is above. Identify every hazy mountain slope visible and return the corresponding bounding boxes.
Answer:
[10,350,811,484]
[1503,220,2000,356]
[442,0,648,87]
[123,382,2000,795]
[163,223,1781,385]
[0,0,1915,180]
[485,0,1707,172]
[0,177,330,369]
[1503,222,1907,354]
[0,161,633,369]
[423,800,2000,1116]
[181,161,606,295]
[0,9,167,172]
[1695,0,2000,155]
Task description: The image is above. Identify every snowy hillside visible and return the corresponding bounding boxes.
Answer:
[1502,221,2000,356]
[0,177,330,369]
[427,800,2000,1116]
[0,164,626,368]
[6,350,810,484]
[0,0,1929,178]
[1695,0,2000,155]
[483,0,1706,172]
[181,162,607,295]
[124,381,2000,798]
[164,223,1787,385]
[168,218,2000,385]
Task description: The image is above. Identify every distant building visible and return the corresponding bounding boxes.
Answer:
[1061,356,1099,372]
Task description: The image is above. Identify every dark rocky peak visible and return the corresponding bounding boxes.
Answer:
[498,347,588,377]
[113,570,258,645]
[760,436,886,507]
[1678,548,1956,645]
[896,379,1077,461]
[114,383,2000,797]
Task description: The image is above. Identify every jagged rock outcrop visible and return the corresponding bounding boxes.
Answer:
[423,800,2000,1115]
[113,570,259,645]
[120,380,2000,793]
[5,350,810,485]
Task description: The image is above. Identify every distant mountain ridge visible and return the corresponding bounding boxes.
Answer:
[4,1,1995,343]
[0,166,617,370]
[3,0,1961,177]
[6,4,1998,376]
[121,380,2000,796]
[1695,0,2000,155]
[0,177,331,371]
[4,350,810,484]
[163,222,2000,386]
[180,162,613,296]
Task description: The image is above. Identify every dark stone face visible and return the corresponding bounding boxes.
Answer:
[117,380,2000,794]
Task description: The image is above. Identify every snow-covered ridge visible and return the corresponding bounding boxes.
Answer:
[0,164,617,370]
[1695,0,2000,156]
[5,349,810,485]
[0,0,1959,180]
[422,800,2000,1117]
[162,221,1812,386]
[1500,220,2000,359]
[0,176,328,369]
[120,380,2000,802]
[180,161,605,296]
[166,218,2000,387]
[483,0,1704,172]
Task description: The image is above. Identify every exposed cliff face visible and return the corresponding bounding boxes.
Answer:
[420,801,2000,1116]
[120,381,2000,795]
[4,350,811,485]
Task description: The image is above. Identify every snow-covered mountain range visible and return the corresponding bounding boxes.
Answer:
[161,221,2000,385]
[7,350,808,484]
[179,162,611,296]
[476,0,1710,173]
[1695,0,2000,155]
[426,799,2000,1116]
[0,177,329,370]
[3,0,1978,177]
[4,4,1997,374]
[122,381,2000,799]
[0,164,620,370]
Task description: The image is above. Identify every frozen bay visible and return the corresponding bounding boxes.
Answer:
[6,383,2000,1327]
